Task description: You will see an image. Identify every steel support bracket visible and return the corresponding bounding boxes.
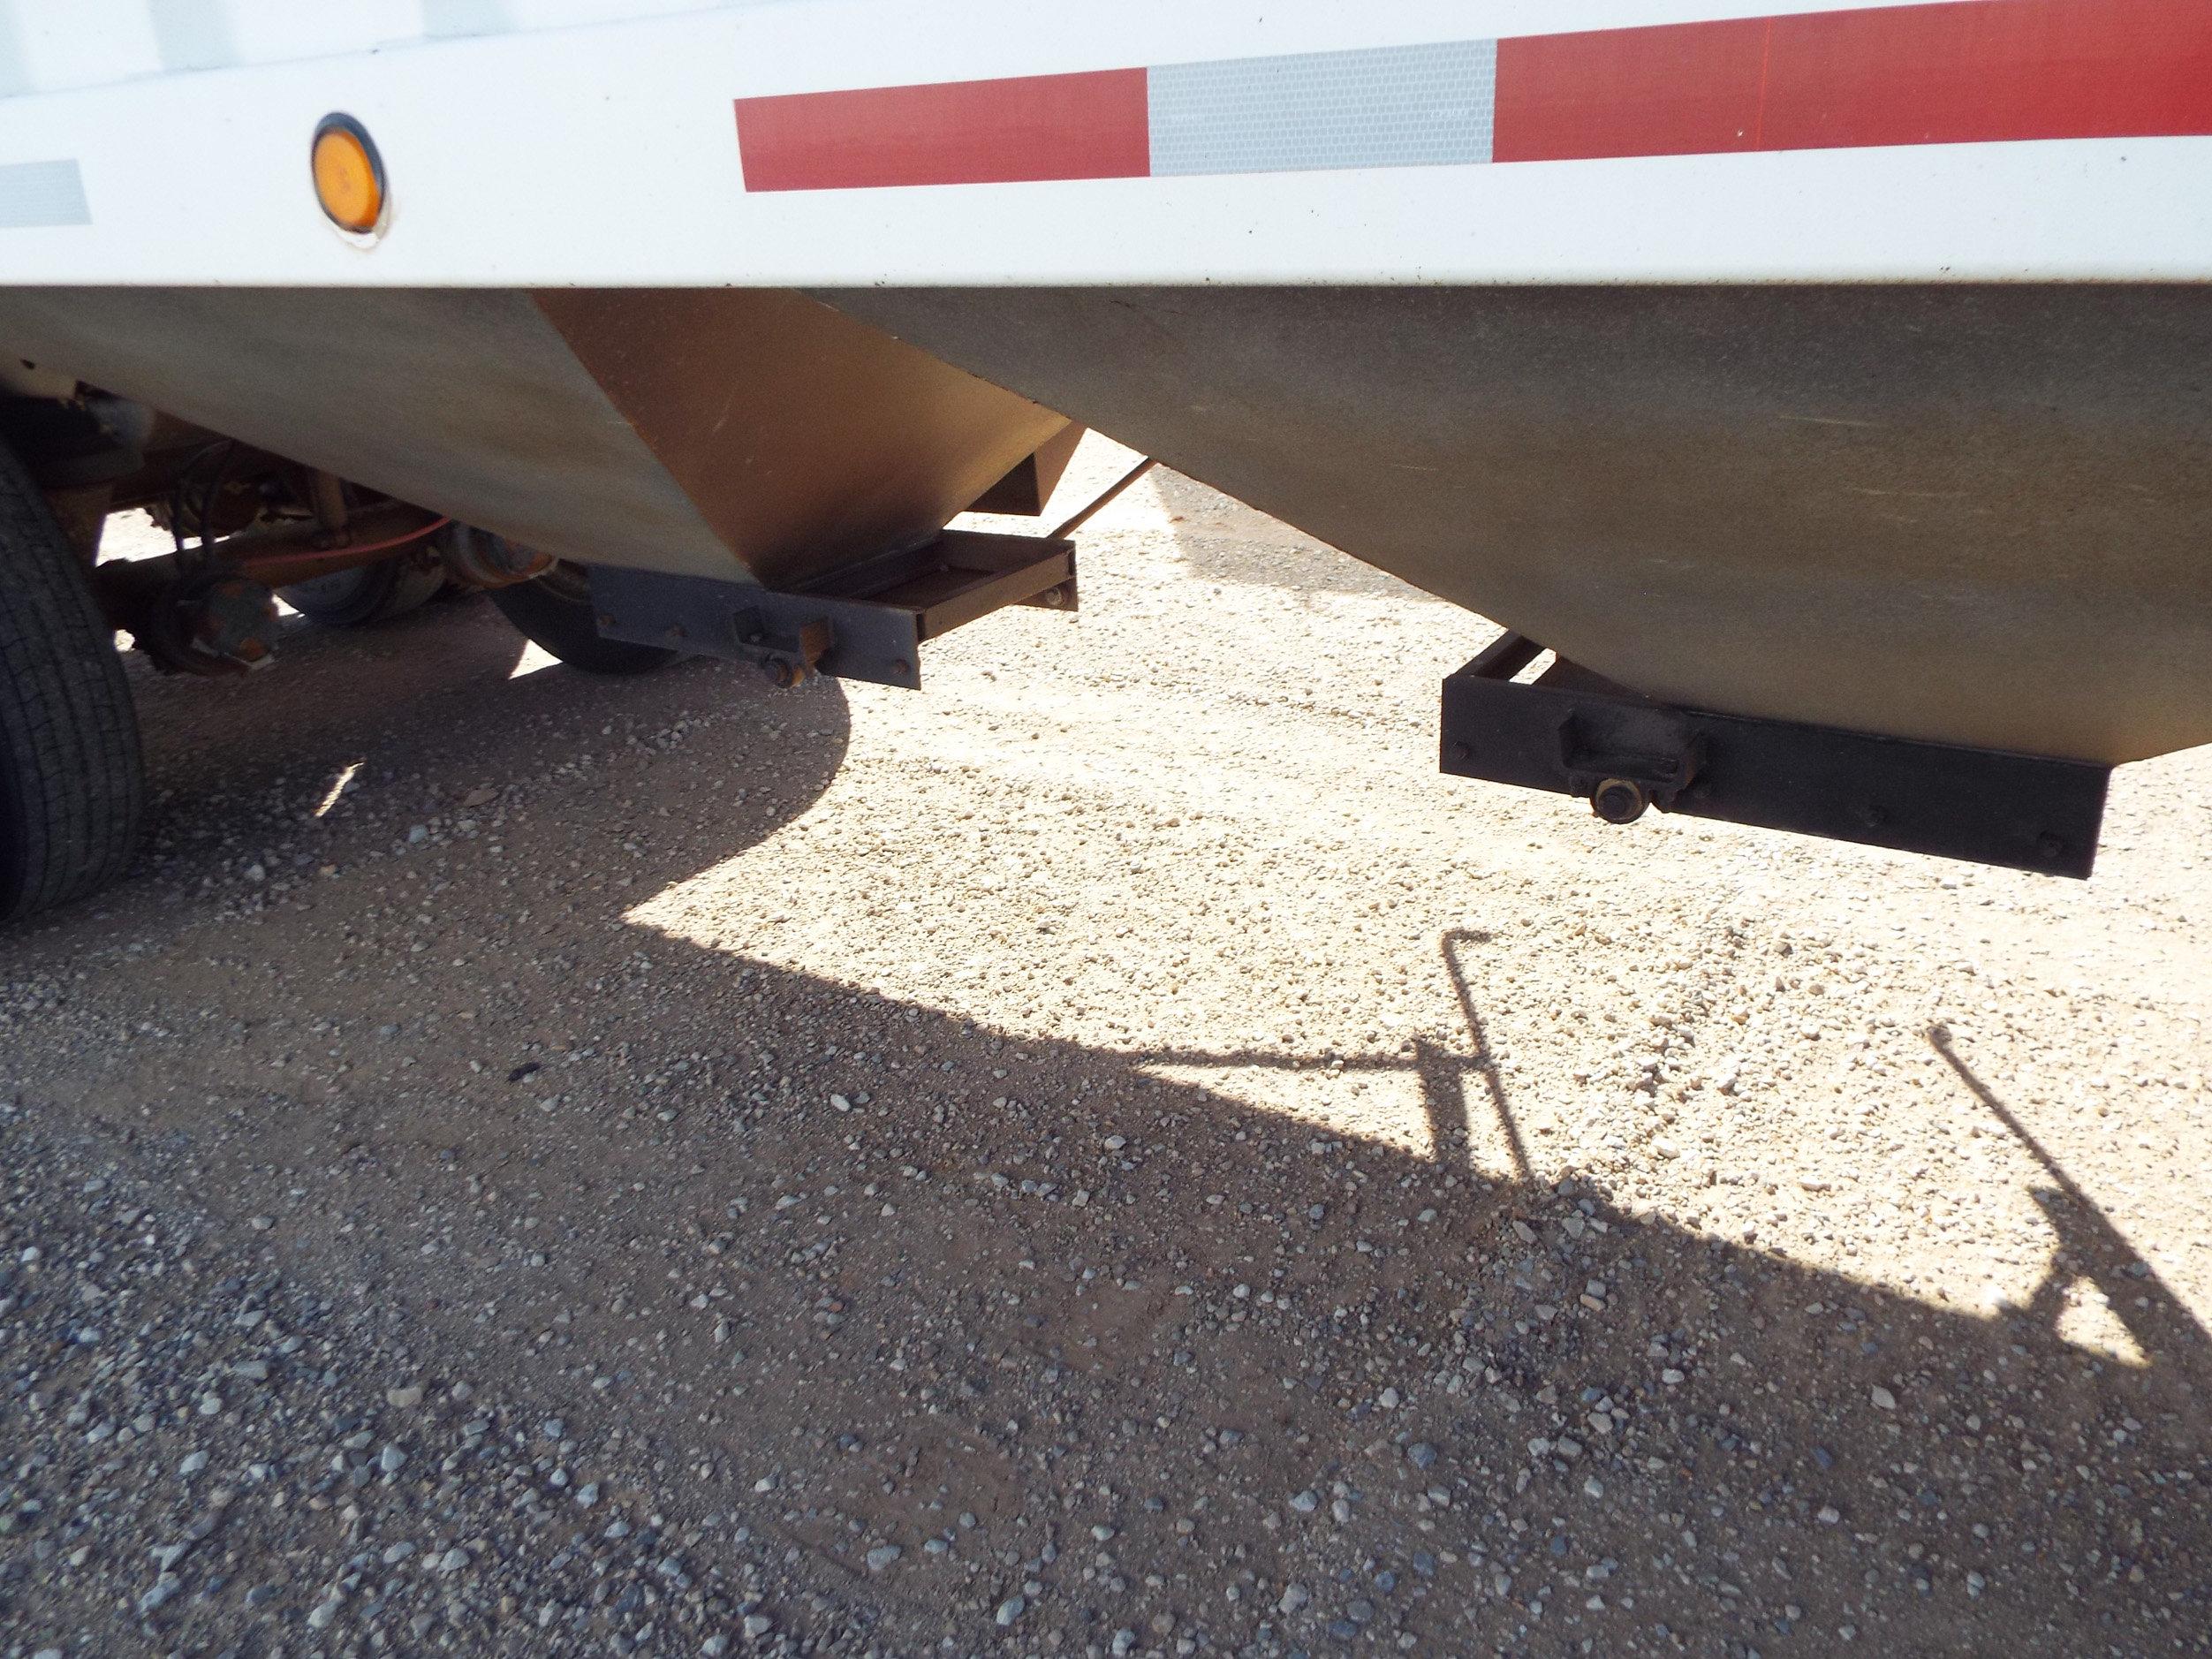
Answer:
[1442,634,2111,877]
[589,528,1076,690]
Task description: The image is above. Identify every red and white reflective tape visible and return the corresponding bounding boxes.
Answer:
[734,0,2212,192]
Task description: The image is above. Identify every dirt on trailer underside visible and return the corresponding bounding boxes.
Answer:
[3,442,2208,1655]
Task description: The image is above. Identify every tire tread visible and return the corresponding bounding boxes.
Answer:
[0,441,143,920]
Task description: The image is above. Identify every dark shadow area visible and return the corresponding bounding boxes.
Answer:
[1096,929,1537,1188]
[8,652,2205,1657]
[1154,471,1419,602]
[19,595,852,944]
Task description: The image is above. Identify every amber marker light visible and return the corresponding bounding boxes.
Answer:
[311,115,384,234]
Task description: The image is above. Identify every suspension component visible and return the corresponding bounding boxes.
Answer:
[437,525,554,590]
[95,501,448,673]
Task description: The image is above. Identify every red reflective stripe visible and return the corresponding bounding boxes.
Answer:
[1762,0,2212,150]
[736,68,1149,192]
[1493,0,2212,163]
[1496,14,1772,162]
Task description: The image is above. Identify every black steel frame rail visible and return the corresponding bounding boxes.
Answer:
[1441,633,2110,877]
[590,527,1075,690]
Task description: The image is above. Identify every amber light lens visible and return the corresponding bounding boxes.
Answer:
[312,117,383,232]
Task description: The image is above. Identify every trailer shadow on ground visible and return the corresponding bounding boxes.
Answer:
[63,595,854,943]
[5,596,2205,1655]
[1150,470,1417,602]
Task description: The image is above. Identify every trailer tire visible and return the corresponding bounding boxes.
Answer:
[488,561,675,676]
[281,557,447,628]
[0,441,144,921]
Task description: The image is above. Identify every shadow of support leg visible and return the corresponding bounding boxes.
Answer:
[1929,1025,2210,1374]
[1439,928,1534,1185]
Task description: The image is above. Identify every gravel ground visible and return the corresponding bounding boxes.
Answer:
[4,442,2208,1657]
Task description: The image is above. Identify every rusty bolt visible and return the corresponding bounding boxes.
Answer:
[1590,778,1648,825]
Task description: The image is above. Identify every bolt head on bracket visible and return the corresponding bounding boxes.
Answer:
[1590,778,1649,824]
[1440,634,2113,877]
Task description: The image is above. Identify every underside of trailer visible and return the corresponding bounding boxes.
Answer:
[2,0,2209,913]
